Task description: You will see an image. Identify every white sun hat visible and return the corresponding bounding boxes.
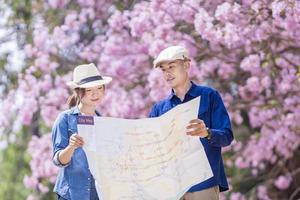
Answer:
[153,45,191,68]
[66,63,112,89]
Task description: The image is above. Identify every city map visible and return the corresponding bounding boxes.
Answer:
[78,97,213,200]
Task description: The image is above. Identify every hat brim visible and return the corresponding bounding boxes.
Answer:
[153,59,175,68]
[67,76,112,89]
[153,57,191,68]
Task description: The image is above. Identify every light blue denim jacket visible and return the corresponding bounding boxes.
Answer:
[52,107,100,200]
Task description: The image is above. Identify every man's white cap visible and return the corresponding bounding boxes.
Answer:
[67,63,112,89]
[153,45,190,68]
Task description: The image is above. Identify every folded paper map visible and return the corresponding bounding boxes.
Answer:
[78,97,213,200]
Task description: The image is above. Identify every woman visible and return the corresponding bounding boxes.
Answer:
[52,63,112,200]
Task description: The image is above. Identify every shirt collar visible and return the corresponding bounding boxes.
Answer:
[70,106,101,116]
[187,81,199,97]
[70,106,80,115]
[168,81,198,100]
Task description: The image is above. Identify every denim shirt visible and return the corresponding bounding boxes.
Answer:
[52,107,100,199]
[149,82,234,192]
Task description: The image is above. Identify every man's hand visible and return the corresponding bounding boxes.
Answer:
[186,119,208,138]
[69,133,84,149]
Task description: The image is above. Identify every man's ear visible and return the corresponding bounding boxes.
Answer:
[183,61,190,70]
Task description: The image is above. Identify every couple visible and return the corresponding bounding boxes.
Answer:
[52,46,234,200]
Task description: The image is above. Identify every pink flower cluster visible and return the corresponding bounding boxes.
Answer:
[23,134,58,196]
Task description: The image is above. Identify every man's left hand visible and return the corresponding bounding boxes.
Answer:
[186,119,208,138]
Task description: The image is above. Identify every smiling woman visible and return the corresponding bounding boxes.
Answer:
[67,85,105,111]
[79,85,105,113]
[51,63,112,200]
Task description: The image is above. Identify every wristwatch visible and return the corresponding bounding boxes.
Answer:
[206,127,212,140]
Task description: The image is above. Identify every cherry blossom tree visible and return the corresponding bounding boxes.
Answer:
[0,0,299,199]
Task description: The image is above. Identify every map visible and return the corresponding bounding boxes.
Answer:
[78,97,213,200]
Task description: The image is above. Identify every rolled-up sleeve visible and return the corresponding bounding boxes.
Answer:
[207,91,234,147]
[51,113,71,167]
[53,150,70,167]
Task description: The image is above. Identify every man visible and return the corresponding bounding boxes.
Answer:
[149,46,233,200]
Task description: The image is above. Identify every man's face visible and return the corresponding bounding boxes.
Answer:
[159,59,189,88]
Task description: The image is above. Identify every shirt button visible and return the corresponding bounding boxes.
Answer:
[88,178,90,180]
[87,188,90,191]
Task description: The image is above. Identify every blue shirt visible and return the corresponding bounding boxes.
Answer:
[52,107,100,200]
[149,82,233,192]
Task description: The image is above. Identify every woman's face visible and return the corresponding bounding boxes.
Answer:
[80,85,105,108]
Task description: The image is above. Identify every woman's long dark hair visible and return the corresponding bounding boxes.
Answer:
[67,88,86,108]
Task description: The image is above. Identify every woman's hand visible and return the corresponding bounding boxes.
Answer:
[57,133,84,165]
[69,133,84,149]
